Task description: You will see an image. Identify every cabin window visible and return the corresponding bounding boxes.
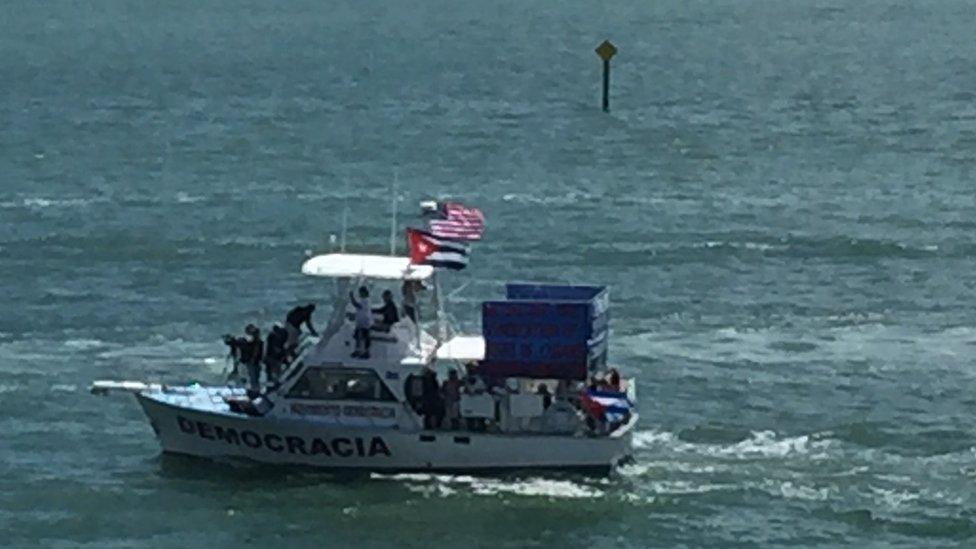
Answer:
[286,368,396,402]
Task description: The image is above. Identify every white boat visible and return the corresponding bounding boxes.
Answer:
[92,253,637,472]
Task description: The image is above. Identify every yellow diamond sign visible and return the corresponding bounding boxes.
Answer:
[595,40,617,61]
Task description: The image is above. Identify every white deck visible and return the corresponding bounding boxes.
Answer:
[144,385,244,415]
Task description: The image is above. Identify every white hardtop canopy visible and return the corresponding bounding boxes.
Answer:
[301,253,434,281]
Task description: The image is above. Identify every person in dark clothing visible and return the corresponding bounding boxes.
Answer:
[536,384,553,410]
[404,373,425,414]
[420,369,443,429]
[401,280,418,323]
[285,303,317,357]
[372,290,400,330]
[242,324,264,395]
[441,370,462,430]
[264,324,288,386]
[222,334,248,383]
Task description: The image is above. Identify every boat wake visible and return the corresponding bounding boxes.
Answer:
[632,428,833,459]
[371,472,605,499]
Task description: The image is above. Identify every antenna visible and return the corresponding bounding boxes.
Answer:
[389,169,399,256]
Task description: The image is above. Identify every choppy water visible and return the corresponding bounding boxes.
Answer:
[3,0,976,546]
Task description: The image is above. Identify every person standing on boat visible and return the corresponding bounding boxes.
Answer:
[401,280,418,323]
[464,363,487,394]
[441,369,463,430]
[463,363,488,431]
[284,303,318,357]
[372,289,400,330]
[222,333,248,383]
[264,324,287,386]
[242,324,263,395]
[350,286,372,358]
[421,368,443,429]
[536,383,553,410]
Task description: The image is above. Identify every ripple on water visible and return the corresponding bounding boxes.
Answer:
[767,341,819,353]
[816,507,976,541]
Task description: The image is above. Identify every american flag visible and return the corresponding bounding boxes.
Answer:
[428,202,485,241]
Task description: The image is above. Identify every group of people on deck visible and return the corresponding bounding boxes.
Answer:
[409,368,467,430]
[348,280,422,359]
[408,365,628,433]
[226,303,319,395]
[226,280,423,391]
[408,368,473,430]
[407,365,566,432]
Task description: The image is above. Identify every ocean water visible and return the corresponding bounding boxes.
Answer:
[2,0,976,546]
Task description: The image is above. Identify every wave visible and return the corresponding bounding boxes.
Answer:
[501,191,597,206]
[780,235,942,259]
[818,508,976,540]
[583,235,946,265]
[175,192,206,204]
[632,429,677,448]
[0,383,25,394]
[624,461,728,476]
[0,191,216,213]
[695,240,789,252]
[769,480,833,502]
[868,485,920,509]
[644,479,737,495]
[64,338,109,350]
[0,197,107,210]
[633,428,833,460]
[621,463,834,502]
[561,234,956,273]
[710,430,830,459]
[828,422,975,457]
[620,323,976,370]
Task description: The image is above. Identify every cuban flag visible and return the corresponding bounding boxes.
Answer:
[406,228,470,270]
[428,201,485,241]
[580,389,633,424]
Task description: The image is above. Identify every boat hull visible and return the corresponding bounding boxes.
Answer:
[136,393,634,472]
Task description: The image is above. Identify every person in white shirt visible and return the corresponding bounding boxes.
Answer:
[349,286,373,358]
